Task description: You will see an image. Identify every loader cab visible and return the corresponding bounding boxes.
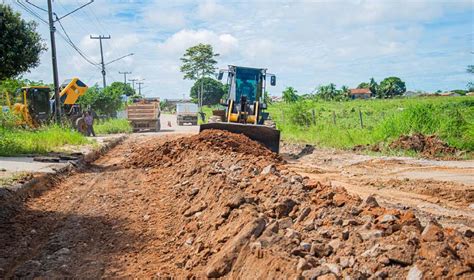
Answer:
[16,86,51,122]
[219,65,276,105]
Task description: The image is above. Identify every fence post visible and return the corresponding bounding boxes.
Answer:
[312,109,316,125]
[332,111,336,125]
[359,109,364,129]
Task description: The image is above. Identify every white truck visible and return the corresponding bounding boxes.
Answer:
[176,103,198,126]
[126,99,161,132]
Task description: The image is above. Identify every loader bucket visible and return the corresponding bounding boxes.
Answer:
[200,122,280,153]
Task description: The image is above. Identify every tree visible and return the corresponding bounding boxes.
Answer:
[369,77,379,97]
[340,85,350,99]
[77,84,124,116]
[0,4,47,80]
[317,83,340,100]
[467,65,474,74]
[190,77,225,105]
[282,87,299,103]
[357,82,369,89]
[180,44,219,111]
[264,91,272,105]
[108,81,134,97]
[379,77,406,98]
[467,65,474,91]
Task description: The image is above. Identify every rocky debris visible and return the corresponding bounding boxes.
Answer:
[123,130,472,279]
[389,133,458,158]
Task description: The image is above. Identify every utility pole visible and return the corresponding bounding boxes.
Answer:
[22,0,94,123]
[119,71,131,95]
[129,78,138,91]
[137,81,144,97]
[119,71,131,85]
[47,0,61,122]
[90,35,111,88]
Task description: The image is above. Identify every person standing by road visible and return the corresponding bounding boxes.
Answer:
[84,111,96,137]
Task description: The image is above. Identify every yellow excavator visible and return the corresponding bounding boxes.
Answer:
[3,78,88,130]
[200,65,280,152]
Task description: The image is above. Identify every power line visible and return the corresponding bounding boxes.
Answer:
[55,16,100,67]
[15,1,48,24]
[18,0,94,122]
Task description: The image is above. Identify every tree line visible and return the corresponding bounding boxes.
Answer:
[282,76,407,103]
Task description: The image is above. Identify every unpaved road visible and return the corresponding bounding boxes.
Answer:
[0,132,472,278]
[283,145,474,231]
[0,134,187,278]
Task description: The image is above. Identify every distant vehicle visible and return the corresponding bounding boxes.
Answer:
[126,99,161,132]
[176,103,198,126]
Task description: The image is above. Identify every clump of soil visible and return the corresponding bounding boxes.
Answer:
[125,131,473,279]
[126,129,279,168]
[389,133,458,158]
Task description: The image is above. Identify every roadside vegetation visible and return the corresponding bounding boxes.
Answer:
[0,112,88,156]
[268,96,474,153]
[95,118,132,134]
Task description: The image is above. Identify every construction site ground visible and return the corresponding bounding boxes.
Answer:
[0,129,472,278]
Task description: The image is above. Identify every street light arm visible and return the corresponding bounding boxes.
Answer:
[105,53,134,66]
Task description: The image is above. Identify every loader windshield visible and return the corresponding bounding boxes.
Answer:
[27,88,50,114]
[235,68,260,103]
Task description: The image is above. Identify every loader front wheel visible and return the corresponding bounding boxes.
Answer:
[76,117,87,135]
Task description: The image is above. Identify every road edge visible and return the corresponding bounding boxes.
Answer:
[0,135,127,220]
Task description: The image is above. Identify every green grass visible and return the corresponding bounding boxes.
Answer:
[0,125,89,156]
[94,118,132,134]
[268,96,474,152]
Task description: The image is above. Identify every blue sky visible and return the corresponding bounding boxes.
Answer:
[8,0,474,98]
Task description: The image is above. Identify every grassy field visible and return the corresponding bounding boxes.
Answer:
[267,96,474,152]
[95,119,132,134]
[0,125,89,156]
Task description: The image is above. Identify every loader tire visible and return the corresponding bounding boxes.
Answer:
[76,117,87,135]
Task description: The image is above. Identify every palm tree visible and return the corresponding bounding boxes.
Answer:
[282,87,299,103]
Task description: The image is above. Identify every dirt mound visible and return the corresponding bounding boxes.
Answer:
[124,132,473,278]
[389,133,457,158]
[126,129,279,168]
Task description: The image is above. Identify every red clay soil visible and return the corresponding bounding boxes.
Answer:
[389,133,458,158]
[0,131,472,279]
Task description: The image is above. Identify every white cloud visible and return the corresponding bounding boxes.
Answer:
[157,29,238,56]
[10,0,474,98]
[143,9,187,29]
[196,0,229,19]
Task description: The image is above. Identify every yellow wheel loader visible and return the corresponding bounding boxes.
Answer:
[200,65,280,153]
[3,78,88,131]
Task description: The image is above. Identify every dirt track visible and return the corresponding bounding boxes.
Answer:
[0,133,472,278]
[283,145,474,231]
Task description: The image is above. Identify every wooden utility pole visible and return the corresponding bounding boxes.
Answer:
[46,0,61,122]
[90,35,111,88]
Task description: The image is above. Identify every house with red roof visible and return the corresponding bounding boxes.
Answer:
[349,88,372,99]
